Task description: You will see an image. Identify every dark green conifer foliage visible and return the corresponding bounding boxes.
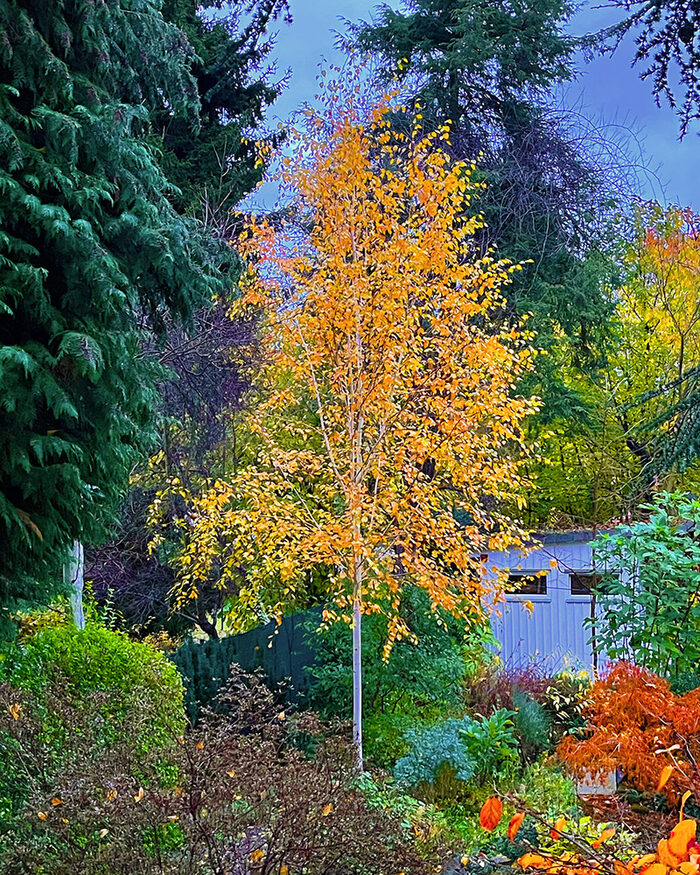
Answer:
[354,0,618,405]
[156,0,290,219]
[0,0,219,626]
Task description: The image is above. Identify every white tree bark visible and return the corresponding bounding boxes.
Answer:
[352,560,364,772]
[64,540,85,630]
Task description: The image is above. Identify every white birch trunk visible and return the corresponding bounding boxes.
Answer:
[352,560,364,772]
[64,540,85,630]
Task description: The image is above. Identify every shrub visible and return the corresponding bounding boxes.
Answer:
[394,710,519,800]
[0,668,433,874]
[465,664,590,755]
[465,662,552,717]
[558,662,700,803]
[309,589,491,768]
[309,589,478,721]
[0,621,185,747]
[0,621,185,824]
[540,670,590,742]
[589,492,700,678]
[515,759,580,819]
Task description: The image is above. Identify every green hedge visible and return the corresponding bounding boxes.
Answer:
[171,610,319,723]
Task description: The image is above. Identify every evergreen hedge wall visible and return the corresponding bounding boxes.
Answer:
[171,609,320,723]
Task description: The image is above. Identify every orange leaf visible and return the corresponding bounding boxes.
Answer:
[641,865,669,875]
[593,827,615,850]
[669,820,697,859]
[658,765,674,792]
[518,853,552,870]
[508,812,526,841]
[479,797,503,832]
[551,817,567,840]
[8,703,21,720]
[679,864,699,875]
[657,839,680,867]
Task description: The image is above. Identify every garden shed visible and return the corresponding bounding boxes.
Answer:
[487,529,614,673]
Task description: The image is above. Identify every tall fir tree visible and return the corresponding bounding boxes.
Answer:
[156,0,290,223]
[0,0,220,630]
[86,1,290,639]
[353,0,619,414]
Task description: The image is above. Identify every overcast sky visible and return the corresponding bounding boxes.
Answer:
[251,0,699,211]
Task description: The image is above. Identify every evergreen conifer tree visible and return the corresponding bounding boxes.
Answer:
[0,0,219,629]
[157,0,290,222]
[353,0,619,411]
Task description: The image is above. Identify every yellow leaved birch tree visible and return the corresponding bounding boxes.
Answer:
[162,76,539,768]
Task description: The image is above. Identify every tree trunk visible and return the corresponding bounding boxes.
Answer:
[352,556,364,772]
[64,540,85,630]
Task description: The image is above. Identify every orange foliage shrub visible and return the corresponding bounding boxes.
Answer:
[558,663,700,802]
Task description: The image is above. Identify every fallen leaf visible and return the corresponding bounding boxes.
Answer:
[657,839,680,867]
[518,853,551,869]
[551,817,567,840]
[670,820,697,858]
[37,811,48,821]
[479,797,503,832]
[508,813,525,841]
[134,787,144,803]
[322,803,333,816]
[51,797,63,806]
[8,703,21,720]
[593,827,615,849]
[657,765,674,792]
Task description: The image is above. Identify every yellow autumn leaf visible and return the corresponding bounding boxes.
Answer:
[657,764,674,792]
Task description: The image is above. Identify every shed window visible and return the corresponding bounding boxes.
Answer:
[570,572,600,595]
[506,572,547,596]
[569,572,619,595]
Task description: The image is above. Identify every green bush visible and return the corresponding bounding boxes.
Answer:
[0,620,185,824]
[2,621,184,743]
[394,710,518,800]
[309,588,493,768]
[512,690,551,762]
[589,492,700,677]
[515,758,580,819]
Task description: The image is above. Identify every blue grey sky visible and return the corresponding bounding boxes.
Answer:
[255,0,699,210]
